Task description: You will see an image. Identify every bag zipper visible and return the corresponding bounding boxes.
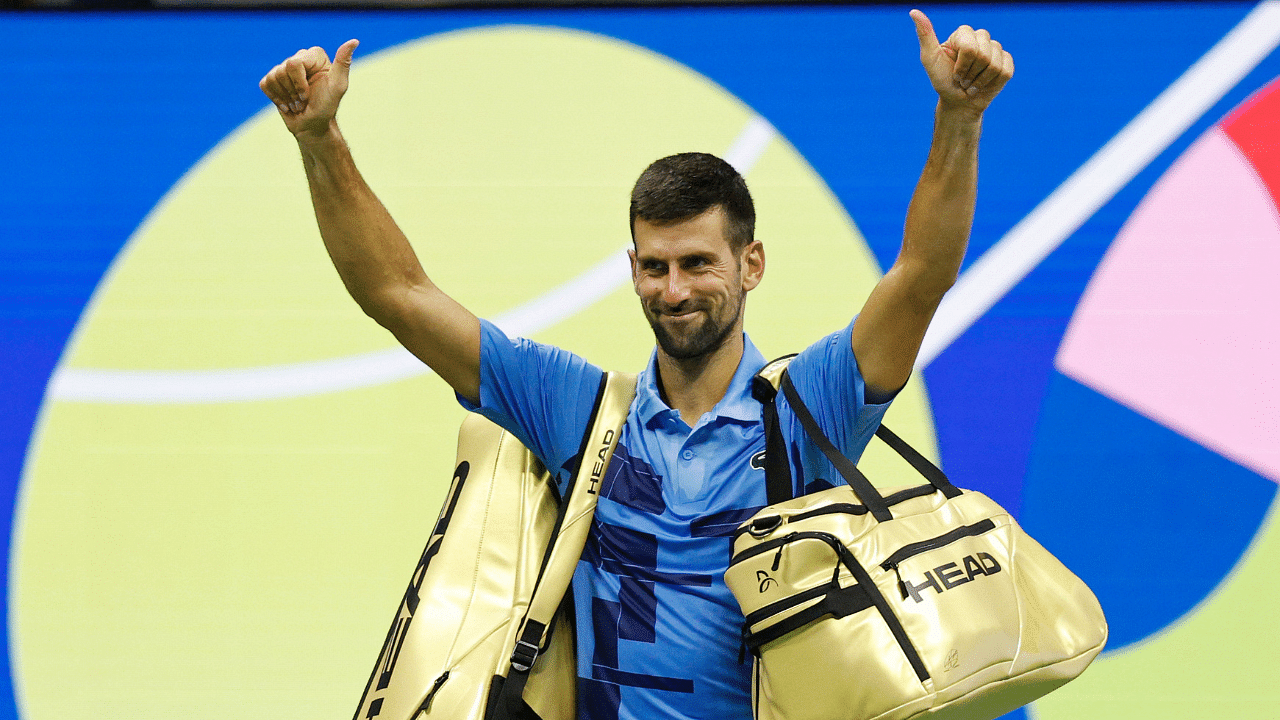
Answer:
[417,670,449,713]
[729,530,855,569]
[879,519,997,598]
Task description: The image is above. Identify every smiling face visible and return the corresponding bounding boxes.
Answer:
[630,206,764,361]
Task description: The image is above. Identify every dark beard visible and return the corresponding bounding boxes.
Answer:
[645,300,742,361]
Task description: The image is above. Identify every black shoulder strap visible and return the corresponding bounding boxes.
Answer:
[751,370,797,505]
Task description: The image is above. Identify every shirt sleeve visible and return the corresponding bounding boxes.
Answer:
[456,319,606,482]
[779,318,892,491]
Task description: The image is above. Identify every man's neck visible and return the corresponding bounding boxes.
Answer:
[655,332,746,426]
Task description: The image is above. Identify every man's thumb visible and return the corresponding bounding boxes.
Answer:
[909,9,941,54]
[334,39,360,75]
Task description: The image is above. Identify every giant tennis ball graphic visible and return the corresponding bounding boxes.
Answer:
[14,27,938,719]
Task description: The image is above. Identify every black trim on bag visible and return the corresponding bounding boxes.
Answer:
[491,619,549,720]
[729,531,856,569]
[881,483,948,508]
[880,519,998,570]
[734,530,931,682]
[496,373,613,719]
[484,675,506,720]
[744,581,838,627]
[842,545,930,682]
[752,369,797,505]
[785,483,947,522]
[789,502,870,522]
[744,583,875,651]
[729,481,949,544]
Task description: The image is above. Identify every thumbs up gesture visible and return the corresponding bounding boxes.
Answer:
[911,9,1013,113]
[259,39,361,139]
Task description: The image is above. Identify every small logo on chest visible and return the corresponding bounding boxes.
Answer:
[750,451,767,470]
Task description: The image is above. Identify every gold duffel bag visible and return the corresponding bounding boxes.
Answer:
[353,372,635,720]
[726,359,1106,720]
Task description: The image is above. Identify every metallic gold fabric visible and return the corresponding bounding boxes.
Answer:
[353,372,636,720]
[727,483,1107,720]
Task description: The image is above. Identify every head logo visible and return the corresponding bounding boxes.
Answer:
[587,429,615,495]
[756,569,777,593]
[901,552,1002,603]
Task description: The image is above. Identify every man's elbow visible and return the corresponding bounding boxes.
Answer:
[354,285,418,333]
[887,261,957,313]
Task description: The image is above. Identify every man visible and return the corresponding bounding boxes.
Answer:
[261,9,1012,719]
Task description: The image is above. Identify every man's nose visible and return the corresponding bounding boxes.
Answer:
[663,268,692,305]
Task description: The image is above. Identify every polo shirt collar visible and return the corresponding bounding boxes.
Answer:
[634,334,768,428]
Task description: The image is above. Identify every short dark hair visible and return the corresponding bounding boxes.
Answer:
[629,152,756,252]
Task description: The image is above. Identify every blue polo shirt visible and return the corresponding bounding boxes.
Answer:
[461,319,890,720]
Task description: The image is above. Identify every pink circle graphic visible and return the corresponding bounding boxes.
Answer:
[1057,75,1280,485]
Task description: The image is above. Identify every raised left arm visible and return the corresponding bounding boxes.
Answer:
[851,9,1014,401]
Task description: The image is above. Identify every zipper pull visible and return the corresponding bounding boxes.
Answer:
[420,671,450,712]
[771,544,784,572]
[884,561,908,600]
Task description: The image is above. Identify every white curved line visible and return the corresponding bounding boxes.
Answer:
[724,115,776,174]
[49,117,778,404]
[917,1,1280,369]
[49,250,634,404]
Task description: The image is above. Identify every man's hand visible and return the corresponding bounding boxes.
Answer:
[259,39,360,139]
[911,9,1013,113]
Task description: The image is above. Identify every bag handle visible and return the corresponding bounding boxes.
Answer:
[752,356,964,523]
[494,370,636,720]
[873,424,962,499]
[778,371,893,522]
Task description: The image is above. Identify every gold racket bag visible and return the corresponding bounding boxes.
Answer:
[725,358,1106,720]
[353,371,636,720]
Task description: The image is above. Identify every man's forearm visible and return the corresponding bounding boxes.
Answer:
[898,103,982,304]
[297,121,430,327]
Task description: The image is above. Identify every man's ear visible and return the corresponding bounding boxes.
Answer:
[741,240,765,291]
[628,247,640,295]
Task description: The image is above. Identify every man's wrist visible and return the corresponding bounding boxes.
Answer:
[935,100,985,127]
[294,120,344,153]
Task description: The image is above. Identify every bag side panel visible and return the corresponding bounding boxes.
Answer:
[522,609,577,720]
[1006,524,1108,676]
[753,611,930,720]
[355,415,558,720]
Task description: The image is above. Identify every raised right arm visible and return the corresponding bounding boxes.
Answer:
[260,40,481,402]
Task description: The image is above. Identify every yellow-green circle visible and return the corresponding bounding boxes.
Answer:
[14,26,938,719]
